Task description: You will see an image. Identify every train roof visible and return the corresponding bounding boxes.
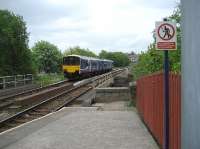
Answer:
[64,55,113,63]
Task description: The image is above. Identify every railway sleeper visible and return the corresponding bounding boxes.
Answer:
[20,114,39,120]
[0,125,12,132]
[34,109,51,113]
[4,122,19,128]
[0,101,13,109]
[28,111,47,116]
[0,128,8,132]
[14,118,32,124]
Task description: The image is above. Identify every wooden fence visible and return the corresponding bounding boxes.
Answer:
[136,73,181,149]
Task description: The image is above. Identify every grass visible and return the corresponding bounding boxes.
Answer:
[127,100,134,107]
[34,73,65,87]
[124,100,136,111]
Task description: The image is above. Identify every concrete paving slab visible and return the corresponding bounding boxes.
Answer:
[0,107,158,149]
[93,101,133,111]
[95,87,129,93]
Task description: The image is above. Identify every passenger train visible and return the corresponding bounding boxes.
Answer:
[62,55,113,79]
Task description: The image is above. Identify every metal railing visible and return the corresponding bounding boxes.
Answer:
[0,74,33,90]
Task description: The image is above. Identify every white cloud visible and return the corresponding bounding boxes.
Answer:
[0,0,178,54]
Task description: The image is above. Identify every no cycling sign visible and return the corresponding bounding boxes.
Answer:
[155,21,177,50]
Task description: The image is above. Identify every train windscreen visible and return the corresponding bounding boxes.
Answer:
[63,56,80,65]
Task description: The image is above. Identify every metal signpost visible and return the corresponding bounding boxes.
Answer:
[155,19,177,149]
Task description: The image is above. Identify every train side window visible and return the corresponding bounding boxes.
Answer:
[91,60,96,69]
[85,60,88,68]
[84,60,87,68]
[81,59,85,69]
[81,59,89,69]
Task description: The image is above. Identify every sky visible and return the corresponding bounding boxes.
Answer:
[0,0,179,54]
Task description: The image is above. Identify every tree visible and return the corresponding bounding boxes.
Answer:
[132,5,181,79]
[132,44,163,79]
[32,41,62,73]
[0,10,33,76]
[63,46,97,57]
[99,50,130,67]
[168,5,181,72]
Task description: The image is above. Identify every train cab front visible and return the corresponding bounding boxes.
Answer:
[63,56,80,79]
[63,66,80,78]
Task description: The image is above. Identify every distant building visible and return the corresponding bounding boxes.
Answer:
[127,52,138,63]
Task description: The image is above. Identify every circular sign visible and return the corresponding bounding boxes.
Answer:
[157,23,175,41]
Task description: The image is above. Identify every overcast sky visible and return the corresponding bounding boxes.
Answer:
[0,0,179,54]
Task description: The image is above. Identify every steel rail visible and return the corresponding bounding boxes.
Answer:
[0,84,87,125]
[0,79,70,101]
[0,68,125,132]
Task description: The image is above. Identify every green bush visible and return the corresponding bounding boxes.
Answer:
[34,73,65,87]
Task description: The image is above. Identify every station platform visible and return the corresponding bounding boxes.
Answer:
[0,107,158,149]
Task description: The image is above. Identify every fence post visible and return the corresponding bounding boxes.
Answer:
[3,77,6,89]
[14,76,17,87]
[31,74,33,84]
[24,75,26,85]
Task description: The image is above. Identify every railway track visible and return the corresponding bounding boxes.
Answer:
[0,84,92,133]
[0,69,124,133]
[0,80,72,109]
